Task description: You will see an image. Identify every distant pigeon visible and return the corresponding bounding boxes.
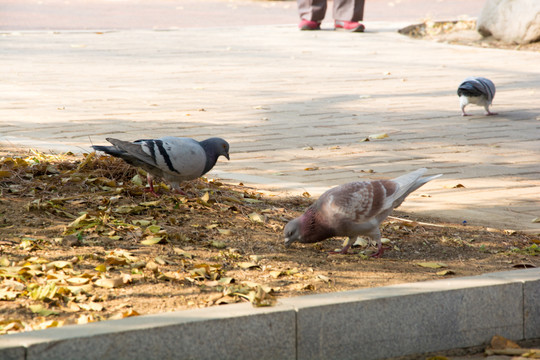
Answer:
[283,168,441,257]
[92,136,229,195]
[457,77,497,116]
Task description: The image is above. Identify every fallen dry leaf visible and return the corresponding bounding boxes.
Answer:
[95,277,124,288]
[416,262,448,269]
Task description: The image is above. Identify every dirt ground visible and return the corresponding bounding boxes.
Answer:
[1,147,539,335]
[398,20,540,52]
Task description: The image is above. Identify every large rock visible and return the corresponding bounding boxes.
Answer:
[477,0,540,44]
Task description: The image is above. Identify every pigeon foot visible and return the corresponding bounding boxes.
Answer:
[143,187,160,197]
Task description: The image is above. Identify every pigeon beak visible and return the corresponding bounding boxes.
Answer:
[284,237,296,248]
[225,153,230,161]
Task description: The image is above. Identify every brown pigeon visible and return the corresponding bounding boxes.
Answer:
[283,168,441,257]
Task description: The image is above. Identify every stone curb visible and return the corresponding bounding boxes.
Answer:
[1,268,539,360]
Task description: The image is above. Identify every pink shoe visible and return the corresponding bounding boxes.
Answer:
[334,20,365,32]
[299,19,321,31]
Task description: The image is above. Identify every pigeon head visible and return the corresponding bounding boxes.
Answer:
[284,207,335,248]
[199,137,230,175]
[283,217,303,247]
[207,137,230,160]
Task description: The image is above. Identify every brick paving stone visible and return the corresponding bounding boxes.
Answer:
[0,21,539,232]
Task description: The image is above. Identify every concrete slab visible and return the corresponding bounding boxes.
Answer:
[0,345,25,360]
[524,279,540,339]
[281,275,525,360]
[0,302,296,360]
[481,268,540,340]
[2,269,539,360]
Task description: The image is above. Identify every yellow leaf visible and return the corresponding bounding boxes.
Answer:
[416,262,448,269]
[0,289,19,300]
[436,270,455,276]
[285,268,299,276]
[173,248,193,258]
[114,205,144,214]
[66,213,87,230]
[206,224,219,229]
[238,262,260,270]
[29,305,58,316]
[141,236,164,245]
[131,174,143,186]
[105,256,128,266]
[139,200,161,207]
[95,277,124,288]
[146,225,161,234]
[368,133,389,139]
[269,270,283,279]
[248,212,265,223]
[95,264,107,272]
[47,260,73,269]
[317,274,331,282]
[200,192,210,203]
[2,279,25,291]
[218,229,232,236]
[121,309,139,318]
[304,167,319,171]
[78,302,104,311]
[76,314,96,325]
[34,319,62,330]
[0,170,12,179]
[211,241,226,249]
[76,152,95,171]
[132,219,152,226]
[0,256,9,266]
[218,277,234,284]
[243,198,262,203]
[66,277,90,286]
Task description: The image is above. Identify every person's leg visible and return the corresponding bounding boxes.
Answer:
[334,0,365,32]
[297,0,327,22]
[333,0,365,22]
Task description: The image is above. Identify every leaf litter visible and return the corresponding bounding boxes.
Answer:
[0,147,539,335]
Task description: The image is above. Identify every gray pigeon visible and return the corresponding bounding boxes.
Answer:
[92,136,230,195]
[283,168,441,257]
[457,76,497,116]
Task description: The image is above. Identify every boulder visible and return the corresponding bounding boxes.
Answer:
[477,0,540,44]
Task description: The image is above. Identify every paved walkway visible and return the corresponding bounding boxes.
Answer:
[0,2,539,233]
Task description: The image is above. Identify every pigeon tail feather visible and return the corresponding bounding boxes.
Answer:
[106,138,158,167]
[91,145,124,157]
[393,172,442,209]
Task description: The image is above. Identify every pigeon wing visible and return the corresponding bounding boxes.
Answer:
[457,77,495,104]
[317,180,397,226]
[105,138,167,178]
[154,137,207,181]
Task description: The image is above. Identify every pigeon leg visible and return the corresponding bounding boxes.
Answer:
[484,106,498,116]
[173,188,187,196]
[461,105,471,117]
[329,237,355,255]
[143,174,159,197]
[170,183,187,196]
[368,229,385,258]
